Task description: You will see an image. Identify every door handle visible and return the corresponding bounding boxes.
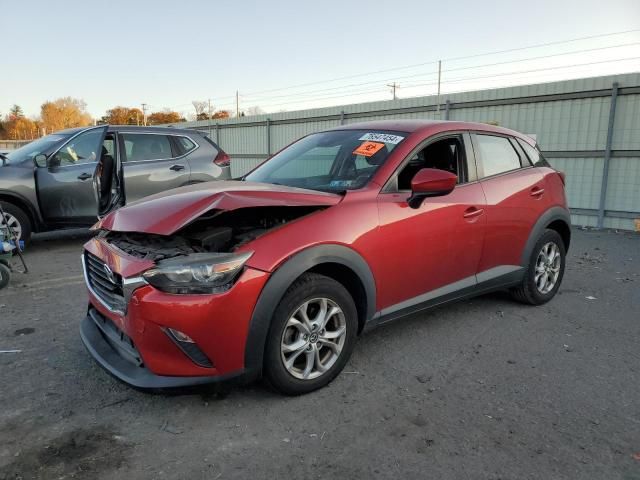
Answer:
[77,172,92,181]
[463,207,484,219]
[169,164,185,171]
[530,187,545,197]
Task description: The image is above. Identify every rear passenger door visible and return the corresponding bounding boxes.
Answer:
[118,132,191,202]
[472,132,550,274]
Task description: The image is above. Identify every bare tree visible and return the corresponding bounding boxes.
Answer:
[244,106,265,117]
[192,100,208,120]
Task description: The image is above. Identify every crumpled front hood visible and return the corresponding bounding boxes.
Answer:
[94,181,342,235]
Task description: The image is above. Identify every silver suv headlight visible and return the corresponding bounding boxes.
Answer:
[143,252,253,294]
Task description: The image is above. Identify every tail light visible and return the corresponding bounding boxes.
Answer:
[214,151,231,167]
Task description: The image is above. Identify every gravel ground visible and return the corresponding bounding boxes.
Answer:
[0,228,638,480]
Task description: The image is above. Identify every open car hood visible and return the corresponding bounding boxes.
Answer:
[93,181,342,235]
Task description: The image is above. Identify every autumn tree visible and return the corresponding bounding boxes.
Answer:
[212,110,230,119]
[147,110,185,125]
[192,100,209,121]
[2,115,39,139]
[100,106,144,125]
[40,97,93,133]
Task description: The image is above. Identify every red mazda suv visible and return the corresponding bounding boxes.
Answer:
[81,120,570,395]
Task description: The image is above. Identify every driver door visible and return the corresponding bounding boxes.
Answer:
[35,126,107,225]
[373,133,487,318]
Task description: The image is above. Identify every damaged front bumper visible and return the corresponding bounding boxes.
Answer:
[80,237,271,389]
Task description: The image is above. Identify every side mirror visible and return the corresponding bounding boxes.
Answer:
[408,168,457,208]
[34,154,47,168]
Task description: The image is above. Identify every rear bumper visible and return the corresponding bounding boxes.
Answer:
[80,311,244,389]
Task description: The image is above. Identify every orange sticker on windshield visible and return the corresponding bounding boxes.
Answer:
[353,141,385,157]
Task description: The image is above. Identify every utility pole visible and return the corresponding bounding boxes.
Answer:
[387,82,399,100]
[236,90,240,118]
[208,98,212,137]
[436,60,442,114]
[141,103,148,126]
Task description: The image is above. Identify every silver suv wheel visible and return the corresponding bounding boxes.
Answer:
[535,241,561,294]
[280,297,347,380]
[1,211,22,241]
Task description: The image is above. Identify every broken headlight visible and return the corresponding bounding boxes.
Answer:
[143,252,253,294]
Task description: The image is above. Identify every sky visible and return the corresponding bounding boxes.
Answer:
[1,0,639,120]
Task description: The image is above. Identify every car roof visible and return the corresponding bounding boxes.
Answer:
[332,119,534,144]
[105,125,201,135]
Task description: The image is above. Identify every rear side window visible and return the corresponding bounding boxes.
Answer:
[122,134,173,162]
[175,136,197,154]
[476,135,521,177]
[516,138,549,167]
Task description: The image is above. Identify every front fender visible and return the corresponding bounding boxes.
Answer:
[243,243,376,377]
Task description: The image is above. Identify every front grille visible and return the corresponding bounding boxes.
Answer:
[84,252,126,313]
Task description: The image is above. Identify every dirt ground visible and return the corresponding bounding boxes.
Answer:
[0,228,639,479]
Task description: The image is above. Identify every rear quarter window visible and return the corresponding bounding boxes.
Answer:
[476,134,522,177]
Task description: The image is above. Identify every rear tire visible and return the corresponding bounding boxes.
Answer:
[0,262,10,290]
[264,273,358,395]
[510,229,566,305]
[0,201,32,245]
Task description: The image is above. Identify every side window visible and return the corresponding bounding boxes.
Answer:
[516,138,549,167]
[476,135,521,177]
[175,136,197,154]
[397,136,465,190]
[272,145,340,179]
[122,134,173,162]
[50,129,103,167]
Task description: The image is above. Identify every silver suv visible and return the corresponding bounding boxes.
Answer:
[0,125,231,242]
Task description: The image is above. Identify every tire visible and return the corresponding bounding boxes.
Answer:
[0,201,32,245]
[263,273,358,395]
[0,262,10,290]
[510,229,566,305]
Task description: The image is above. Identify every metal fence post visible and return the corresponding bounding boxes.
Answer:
[445,100,451,120]
[340,110,345,125]
[266,118,271,156]
[597,82,619,229]
[215,123,220,145]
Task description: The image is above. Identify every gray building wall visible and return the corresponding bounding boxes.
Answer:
[174,73,640,230]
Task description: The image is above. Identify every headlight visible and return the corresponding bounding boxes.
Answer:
[143,251,253,294]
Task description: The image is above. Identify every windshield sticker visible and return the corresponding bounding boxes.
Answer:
[353,141,385,157]
[330,180,354,188]
[359,133,404,144]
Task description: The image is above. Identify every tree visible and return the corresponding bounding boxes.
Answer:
[100,106,144,125]
[192,100,208,120]
[244,106,265,117]
[9,105,24,119]
[40,97,93,133]
[212,110,230,119]
[147,110,185,125]
[2,115,39,139]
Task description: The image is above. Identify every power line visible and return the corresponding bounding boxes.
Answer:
[239,41,639,103]
[251,56,639,109]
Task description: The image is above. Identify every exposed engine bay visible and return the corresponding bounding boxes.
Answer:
[101,206,323,261]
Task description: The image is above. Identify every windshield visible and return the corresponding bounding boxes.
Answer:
[245,129,407,192]
[3,134,68,165]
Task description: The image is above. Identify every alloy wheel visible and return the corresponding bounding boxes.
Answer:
[1,212,22,241]
[280,297,347,380]
[535,242,561,294]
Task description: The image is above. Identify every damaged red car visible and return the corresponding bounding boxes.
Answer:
[81,120,570,395]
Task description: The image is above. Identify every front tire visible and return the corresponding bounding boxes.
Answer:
[264,273,358,395]
[0,202,32,245]
[510,229,566,305]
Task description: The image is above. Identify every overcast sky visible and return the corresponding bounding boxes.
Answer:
[2,0,639,119]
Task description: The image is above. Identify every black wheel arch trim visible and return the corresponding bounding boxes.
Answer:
[521,206,571,266]
[244,244,377,377]
[0,190,44,231]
